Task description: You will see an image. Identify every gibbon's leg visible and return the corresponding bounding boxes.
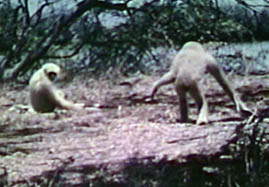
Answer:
[206,63,251,114]
[47,84,84,111]
[189,83,209,125]
[150,72,175,98]
[175,80,189,123]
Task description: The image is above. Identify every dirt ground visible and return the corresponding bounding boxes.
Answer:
[0,74,266,186]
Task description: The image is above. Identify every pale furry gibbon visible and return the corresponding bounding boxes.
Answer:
[29,63,84,113]
[149,41,251,125]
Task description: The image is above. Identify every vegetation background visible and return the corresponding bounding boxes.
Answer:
[1,0,269,82]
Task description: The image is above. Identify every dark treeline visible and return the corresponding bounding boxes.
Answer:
[0,0,268,82]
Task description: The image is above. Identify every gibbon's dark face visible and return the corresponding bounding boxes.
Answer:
[42,63,62,82]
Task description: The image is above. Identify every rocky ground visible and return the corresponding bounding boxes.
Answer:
[0,74,268,186]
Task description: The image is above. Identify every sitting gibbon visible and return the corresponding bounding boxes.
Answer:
[29,63,84,113]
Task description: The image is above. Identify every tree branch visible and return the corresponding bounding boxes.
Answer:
[8,0,131,79]
[44,43,84,59]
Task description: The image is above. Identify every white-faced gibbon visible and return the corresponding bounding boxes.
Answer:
[29,63,84,113]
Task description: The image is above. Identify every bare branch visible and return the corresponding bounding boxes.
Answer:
[32,1,54,27]
[45,43,85,59]
[8,0,131,79]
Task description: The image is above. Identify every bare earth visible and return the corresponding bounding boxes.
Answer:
[0,74,266,186]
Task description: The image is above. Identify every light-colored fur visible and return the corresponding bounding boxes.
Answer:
[29,63,83,113]
[150,41,250,124]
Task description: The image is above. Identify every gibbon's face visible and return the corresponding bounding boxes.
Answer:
[42,63,62,82]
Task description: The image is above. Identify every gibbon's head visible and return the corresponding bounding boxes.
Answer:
[42,63,61,82]
[181,41,204,52]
